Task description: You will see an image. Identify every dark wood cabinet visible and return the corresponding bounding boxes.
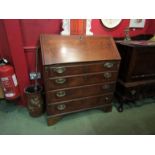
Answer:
[40,34,121,125]
[115,41,155,111]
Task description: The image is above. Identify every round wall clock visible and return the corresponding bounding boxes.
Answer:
[101,19,122,28]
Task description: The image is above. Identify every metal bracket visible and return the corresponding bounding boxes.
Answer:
[29,72,41,80]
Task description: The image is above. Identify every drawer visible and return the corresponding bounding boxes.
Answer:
[47,94,113,116]
[46,71,118,90]
[46,82,115,103]
[44,61,119,78]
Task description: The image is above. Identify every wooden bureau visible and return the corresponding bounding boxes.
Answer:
[40,34,121,125]
[115,40,155,112]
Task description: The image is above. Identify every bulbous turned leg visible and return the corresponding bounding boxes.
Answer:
[47,116,62,126]
[116,96,125,112]
[117,104,123,112]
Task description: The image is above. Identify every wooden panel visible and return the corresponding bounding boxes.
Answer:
[45,71,118,90]
[70,19,86,35]
[40,34,121,65]
[46,82,116,103]
[116,44,133,82]
[47,94,113,116]
[131,47,155,80]
[44,61,119,78]
[117,42,155,82]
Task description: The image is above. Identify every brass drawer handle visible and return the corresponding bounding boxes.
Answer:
[56,91,66,98]
[57,104,66,110]
[104,62,114,68]
[53,67,66,74]
[55,78,66,84]
[103,72,112,79]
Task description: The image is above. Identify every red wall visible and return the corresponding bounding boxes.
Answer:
[0,20,12,63]
[20,19,62,76]
[22,19,155,75]
[0,19,155,105]
[21,19,62,46]
[92,19,155,37]
[145,19,155,34]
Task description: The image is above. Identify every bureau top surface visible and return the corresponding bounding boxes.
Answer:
[40,34,121,65]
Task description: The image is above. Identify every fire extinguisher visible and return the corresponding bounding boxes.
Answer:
[0,58,20,100]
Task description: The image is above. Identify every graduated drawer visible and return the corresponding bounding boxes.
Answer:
[45,71,118,90]
[46,82,115,103]
[44,61,119,78]
[47,94,113,116]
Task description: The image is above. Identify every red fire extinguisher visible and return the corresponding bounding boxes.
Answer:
[0,59,20,100]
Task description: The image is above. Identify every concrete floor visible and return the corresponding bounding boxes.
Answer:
[0,99,155,135]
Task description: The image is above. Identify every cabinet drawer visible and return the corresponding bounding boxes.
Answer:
[46,71,118,90]
[47,94,113,116]
[46,82,115,103]
[44,61,119,78]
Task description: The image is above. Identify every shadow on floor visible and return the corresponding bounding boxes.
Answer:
[0,98,155,135]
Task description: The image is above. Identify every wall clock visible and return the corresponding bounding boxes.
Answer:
[101,19,122,28]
